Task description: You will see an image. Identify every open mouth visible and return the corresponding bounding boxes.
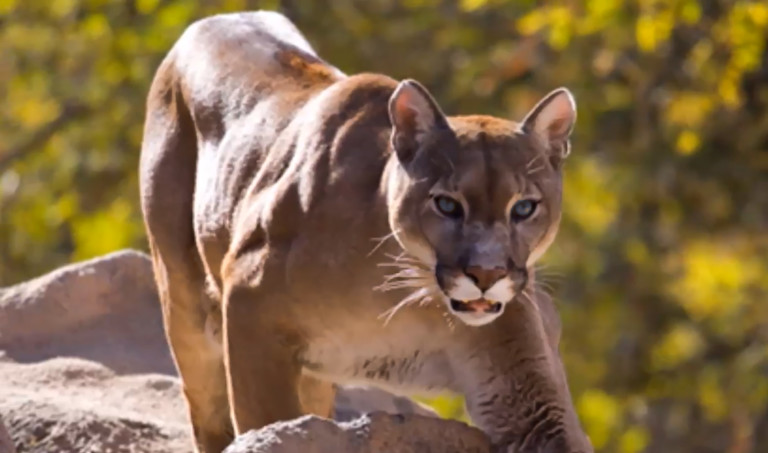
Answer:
[450,298,503,314]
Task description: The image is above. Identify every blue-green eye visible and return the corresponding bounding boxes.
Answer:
[510,199,538,221]
[435,196,463,219]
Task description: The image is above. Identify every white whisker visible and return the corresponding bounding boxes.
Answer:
[375,248,439,325]
[534,280,555,293]
[375,281,425,292]
[367,230,399,257]
[377,261,423,270]
[520,287,541,316]
[378,287,431,325]
[526,153,545,169]
[380,268,421,281]
[527,165,545,175]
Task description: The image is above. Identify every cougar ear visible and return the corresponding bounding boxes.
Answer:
[521,88,577,164]
[388,79,449,164]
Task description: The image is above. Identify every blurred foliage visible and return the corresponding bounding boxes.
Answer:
[1,0,768,451]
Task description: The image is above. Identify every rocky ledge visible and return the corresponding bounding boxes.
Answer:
[0,250,490,452]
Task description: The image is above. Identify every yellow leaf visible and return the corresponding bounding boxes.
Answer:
[651,324,704,369]
[459,0,487,12]
[619,426,650,453]
[221,0,248,13]
[71,198,141,261]
[585,0,621,26]
[415,395,467,421]
[665,92,714,127]
[50,0,77,18]
[53,192,79,223]
[82,14,111,40]
[747,3,768,27]
[98,59,126,84]
[12,97,61,128]
[636,14,656,52]
[679,1,701,24]
[718,75,740,107]
[577,389,621,449]
[547,6,573,50]
[675,130,700,155]
[624,238,650,265]
[698,369,728,421]
[517,10,547,36]
[0,0,16,15]
[563,158,618,237]
[260,0,281,10]
[158,2,196,28]
[136,0,160,15]
[636,11,673,52]
[668,241,759,321]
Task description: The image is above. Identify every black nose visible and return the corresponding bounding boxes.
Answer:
[464,266,507,291]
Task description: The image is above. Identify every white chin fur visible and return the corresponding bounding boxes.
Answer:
[449,305,506,327]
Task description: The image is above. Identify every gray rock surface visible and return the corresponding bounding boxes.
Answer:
[225,413,492,453]
[0,357,189,453]
[0,415,15,453]
[0,250,484,453]
[0,250,174,375]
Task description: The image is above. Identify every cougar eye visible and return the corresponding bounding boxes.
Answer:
[434,196,463,219]
[510,199,538,222]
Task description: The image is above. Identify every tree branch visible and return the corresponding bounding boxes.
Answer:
[0,103,89,173]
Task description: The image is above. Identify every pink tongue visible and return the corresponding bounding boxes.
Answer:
[465,299,492,312]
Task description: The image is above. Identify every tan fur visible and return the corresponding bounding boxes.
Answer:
[140,11,592,453]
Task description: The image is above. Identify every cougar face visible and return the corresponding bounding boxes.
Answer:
[385,81,574,326]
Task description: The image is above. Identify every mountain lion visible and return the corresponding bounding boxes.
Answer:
[140,11,591,453]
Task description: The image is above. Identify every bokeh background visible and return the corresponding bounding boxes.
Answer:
[1,0,767,452]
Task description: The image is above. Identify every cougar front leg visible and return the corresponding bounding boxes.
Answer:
[222,284,304,434]
[457,302,592,453]
[298,373,337,418]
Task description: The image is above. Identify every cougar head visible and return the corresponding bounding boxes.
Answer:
[384,80,576,326]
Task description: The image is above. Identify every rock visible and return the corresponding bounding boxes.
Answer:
[224,413,492,453]
[3,399,185,453]
[0,250,485,453]
[0,357,189,453]
[0,250,175,375]
[0,414,15,453]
